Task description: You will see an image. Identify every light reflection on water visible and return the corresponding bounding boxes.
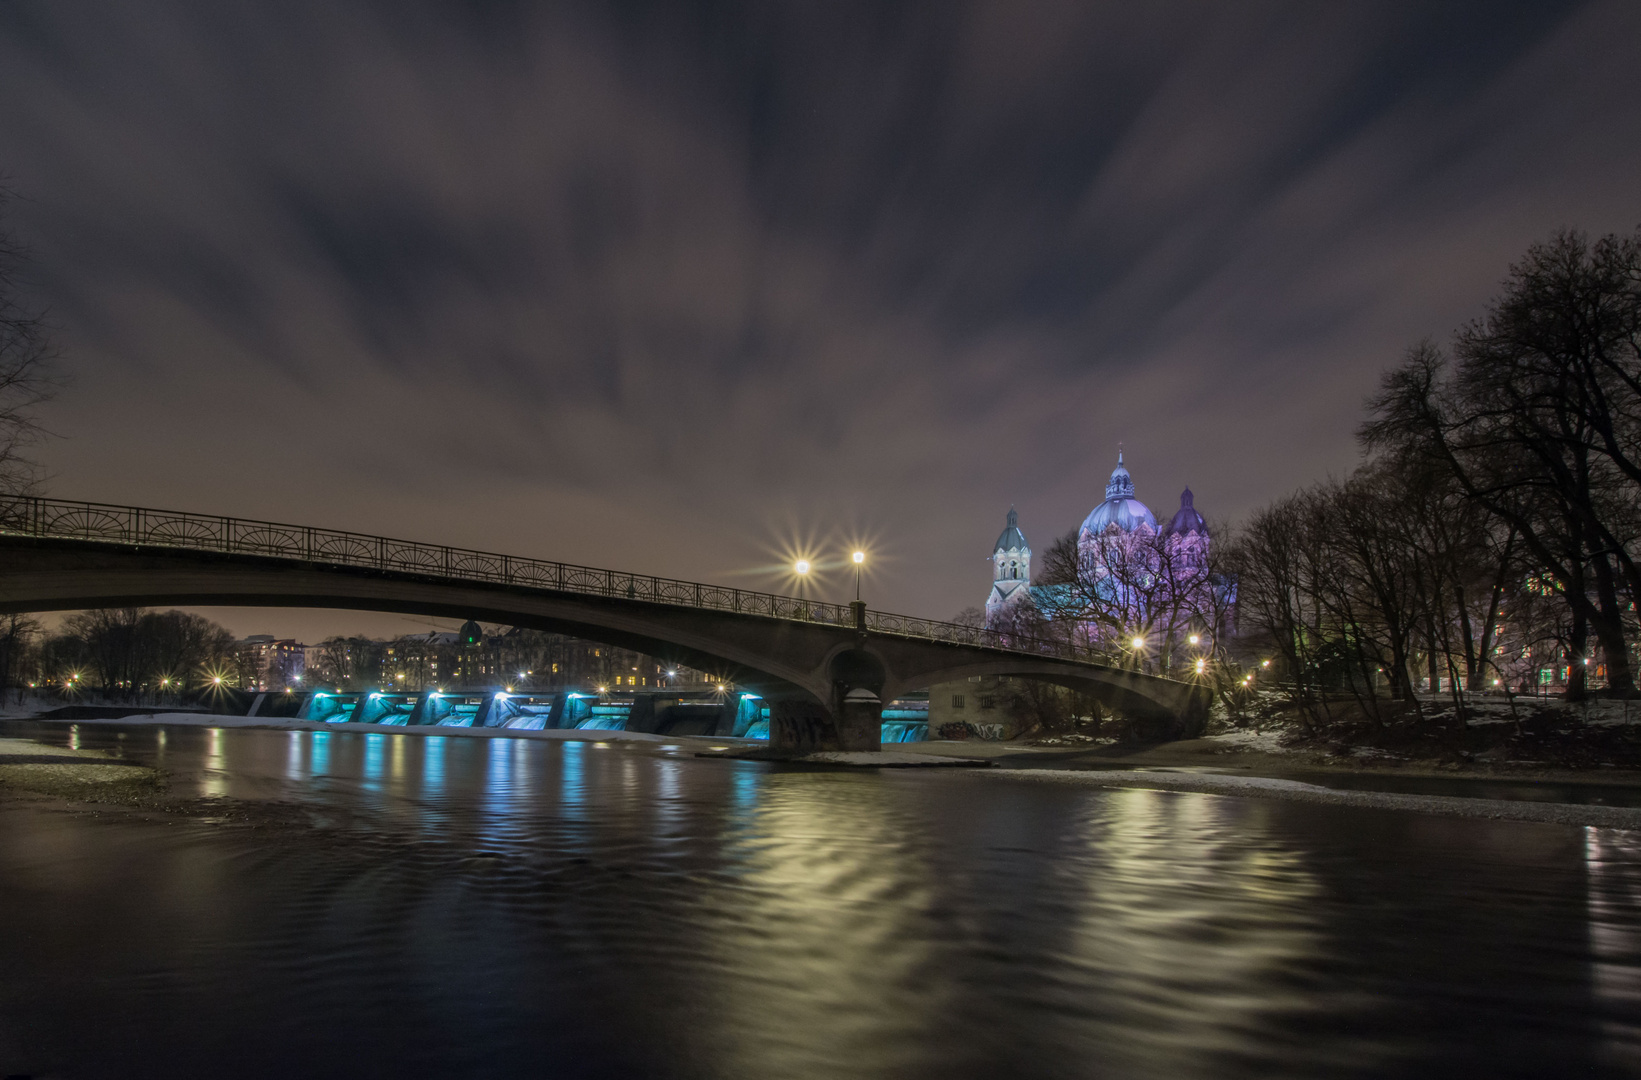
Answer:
[1587,828,1641,1066]
[704,771,947,1079]
[1064,789,1333,1076]
[0,721,1636,1080]
[201,726,226,797]
[423,734,444,797]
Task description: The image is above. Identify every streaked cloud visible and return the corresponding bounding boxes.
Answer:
[0,0,1634,632]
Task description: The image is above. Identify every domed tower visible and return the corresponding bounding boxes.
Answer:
[984,508,1033,628]
[1079,451,1157,545]
[1164,487,1210,568]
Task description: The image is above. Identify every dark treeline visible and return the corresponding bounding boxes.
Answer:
[1,608,238,695]
[1232,228,1641,727]
[0,186,59,496]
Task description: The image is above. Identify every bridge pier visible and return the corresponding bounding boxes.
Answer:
[766,645,885,754]
[767,697,837,754]
[764,700,881,753]
[835,687,882,752]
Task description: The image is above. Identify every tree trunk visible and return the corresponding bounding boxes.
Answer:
[1567,606,1589,702]
[1589,550,1637,696]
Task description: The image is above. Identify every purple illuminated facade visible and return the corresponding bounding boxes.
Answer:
[985,453,1227,664]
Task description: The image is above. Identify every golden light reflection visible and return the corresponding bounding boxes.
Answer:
[1064,788,1327,1072]
[202,726,227,797]
[1586,828,1641,1064]
[701,773,943,1077]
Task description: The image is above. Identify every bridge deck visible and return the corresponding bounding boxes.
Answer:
[0,495,1178,680]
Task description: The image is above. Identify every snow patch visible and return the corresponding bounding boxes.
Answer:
[1203,729,1292,754]
[801,751,986,767]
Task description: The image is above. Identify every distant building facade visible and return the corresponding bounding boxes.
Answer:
[236,635,306,690]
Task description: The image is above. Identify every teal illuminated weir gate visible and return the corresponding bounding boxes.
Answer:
[252,688,929,741]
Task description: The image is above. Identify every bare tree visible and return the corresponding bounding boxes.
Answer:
[1366,230,1641,698]
[308,635,385,690]
[0,612,40,692]
[61,608,144,695]
[1224,492,1335,730]
[0,187,59,493]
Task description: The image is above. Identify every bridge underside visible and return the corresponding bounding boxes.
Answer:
[0,538,1209,751]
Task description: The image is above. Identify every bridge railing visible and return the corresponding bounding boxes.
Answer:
[0,495,1125,668]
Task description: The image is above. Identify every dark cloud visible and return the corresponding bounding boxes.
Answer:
[0,0,1636,636]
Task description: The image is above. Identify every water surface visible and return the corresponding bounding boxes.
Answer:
[0,721,1637,1079]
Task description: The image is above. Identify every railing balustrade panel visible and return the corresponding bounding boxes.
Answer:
[0,495,1152,672]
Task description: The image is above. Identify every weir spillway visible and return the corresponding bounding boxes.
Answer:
[248,688,932,743]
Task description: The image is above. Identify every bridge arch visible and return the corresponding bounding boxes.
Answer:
[0,498,1208,751]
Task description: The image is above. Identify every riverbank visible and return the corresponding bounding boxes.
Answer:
[898,731,1641,787]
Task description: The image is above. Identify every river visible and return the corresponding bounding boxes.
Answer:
[0,720,1637,1079]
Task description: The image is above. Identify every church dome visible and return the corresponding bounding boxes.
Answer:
[1165,488,1208,536]
[994,508,1028,553]
[1080,453,1156,536]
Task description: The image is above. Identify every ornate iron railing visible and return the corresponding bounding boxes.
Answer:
[0,495,1127,668]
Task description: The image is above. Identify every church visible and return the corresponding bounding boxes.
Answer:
[983,452,1217,653]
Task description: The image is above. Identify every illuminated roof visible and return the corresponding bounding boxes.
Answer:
[1165,488,1208,536]
[993,507,1028,553]
[1080,452,1156,535]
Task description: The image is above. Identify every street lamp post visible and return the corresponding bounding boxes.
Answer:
[851,550,866,632]
[794,559,811,619]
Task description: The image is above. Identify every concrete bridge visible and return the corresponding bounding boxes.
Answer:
[0,497,1210,752]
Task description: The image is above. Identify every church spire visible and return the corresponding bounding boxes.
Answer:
[1104,450,1135,501]
[993,506,1028,554]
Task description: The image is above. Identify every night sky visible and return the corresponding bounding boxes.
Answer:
[2,1,1638,639]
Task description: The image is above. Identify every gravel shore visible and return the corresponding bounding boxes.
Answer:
[0,737,165,802]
